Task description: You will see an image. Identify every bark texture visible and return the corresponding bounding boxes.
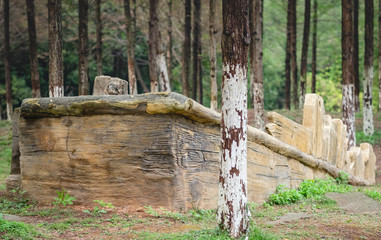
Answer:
[182,0,191,96]
[157,52,171,91]
[379,0,381,112]
[149,0,159,92]
[249,0,264,130]
[291,0,298,109]
[209,0,218,111]
[353,0,360,112]
[363,0,374,136]
[285,0,292,109]
[4,0,13,121]
[78,0,89,95]
[299,0,311,109]
[96,0,103,76]
[166,0,173,82]
[311,0,317,93]
[124,0,137,94]
[26,0,41,98]
[342,0,356,148]
[219,0,250,237]
[48,0,64,97]
[192,0,202,103]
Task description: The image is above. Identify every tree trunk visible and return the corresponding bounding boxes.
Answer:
[157,52,171,91]
[285,0,292,110]
[166,0,173,82]
[363,0,374,136]
[96,0,102,76]
[342,0,356,148]
[182,0,191,96]
[299,0,310,109]
[218,0,250,238]
[209,0,218,111]
[378,0,381,112]
[48,0,64,97]
[353,0,360,112]
[291,0,298,109]
[149,0,159,92]
[192,0,201,102]
[250,0,265,130]
[78,0,89,96]
[124,0,137,94]
[4,0,12,120]
[311,0,317,93]
[26,0,41,98]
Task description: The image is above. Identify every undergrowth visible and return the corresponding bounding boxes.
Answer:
[0,213,43,240]
[365,189,381,202]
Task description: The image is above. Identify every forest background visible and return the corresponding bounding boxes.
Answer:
[0,0,379,116]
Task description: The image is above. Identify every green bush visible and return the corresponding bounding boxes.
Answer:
[268,185,303,205]
[365,189,381,202]
[0,214,43,240]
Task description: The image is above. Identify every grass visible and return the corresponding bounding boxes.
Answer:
[0,214,44,240]
[0,121,12,181]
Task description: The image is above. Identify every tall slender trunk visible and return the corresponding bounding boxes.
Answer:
[192,0,201,102]
[311,0,317,93]
[299,0,310,108]
[26,0,41,98]
[250,0,264,130]
[291,0,298,109]
[149,0,159,92]
[166,0,173,82]
[353,0,360,112]
[342,0,356,148]
[182,0,191,96]
[157,50,171,91]
[124,0,137,94]
[363,0,374,136]
[48,0,64,97]
[379,0,381,112]
[209,0,218,111]
[78,0,89,95]
[285,0,292,110]
[96,0,102,76]
[4,0,12,120]
[134,59,150,93]
[218,0,250,237]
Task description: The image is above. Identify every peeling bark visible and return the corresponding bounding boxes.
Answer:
[96,0,102,76]
[166,0,173,82]
[363,0,374,136]
[48,0,64,97]
[219,0,250,237]
[311,0,317,93]
[124,0,137,94]
[157,52,171,91]
[353,0,360,112]
[209,0,218,111]
[78,0,89,96]
[299,0,310,109]
[149,0,159,92]
[4,0,12,121]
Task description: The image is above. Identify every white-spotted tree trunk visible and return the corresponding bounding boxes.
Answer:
[4,0,13,121]
[209,0,218,111]
[363,0,374,136]
[218,0,250,238]
[342,0,356,148]
[157,52,171,91]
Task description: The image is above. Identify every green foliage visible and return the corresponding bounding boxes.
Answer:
[268,178,353,206]
[356,130,381,145]
[52,189,76,207]
[0,189,34,214]
[0,121,12,180]
[82,200,114,216]
[365,189,381,202]
[0,214,43,240]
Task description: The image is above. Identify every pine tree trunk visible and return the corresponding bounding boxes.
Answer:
[182,0,191,96]
[250,0,265,130]
[285,0,292,110]
[124,0,137,94]
[363,0,374,136]
[149,0,159,92]
[166,0,172,82]
[378,0,381,112]
[78,0,89,96]
[157,52,171,91]
[26,0,41,98]
[192,0,201,102]
[353,0,360,112]
[48,0,64,97]
[299,0,310,109]
[209,0,218,111]
[311,0,317,93]
[4,0,12,120]
[291,0,298,109]
[342,0,356,148]
[218,0,250,237]
[96,0,102,76]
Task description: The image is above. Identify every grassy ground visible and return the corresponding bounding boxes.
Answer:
[0,111,380,239]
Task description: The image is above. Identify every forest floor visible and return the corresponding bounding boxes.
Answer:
[0,110,380,239]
